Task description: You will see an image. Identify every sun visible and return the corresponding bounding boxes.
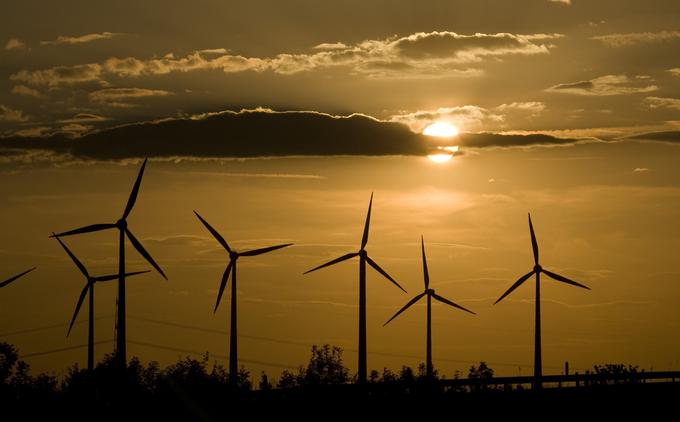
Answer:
[427,153,453,163]
[423,121,459,138]
[427,145,459,164]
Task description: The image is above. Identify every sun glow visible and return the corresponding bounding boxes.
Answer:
[427,145,459,163]
[423,122,459,138]
[427,153,453,163]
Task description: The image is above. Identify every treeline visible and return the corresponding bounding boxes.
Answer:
[0,341,671,419]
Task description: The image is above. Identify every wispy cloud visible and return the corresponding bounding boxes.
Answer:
[546,74,658,96]
[644,96,680,110]
[500,296,656,309]
[198,48,228,55]
[11,63,104,87]
[592,30,680,47]
[183,171,325,179]
[58,113,110,123]
[669,68,680,77]
[496,101,546,117]
[413,241,489,251]
[11,85,42,98]
[10,126,50,138]
[88,87,172,108]
[390,105,503,133]
[390,102,547,133]
[40,32,125,45]
[11,31,562,86]
[312,42,348,50]
[0,105,29,122]
[633,167,650,173]
[4,38,27,51]
[59,123,93,136]
[548,0,571,5]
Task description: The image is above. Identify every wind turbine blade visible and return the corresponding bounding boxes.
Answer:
[239,243,293,257]
[421,235,429,290]
[542,269,591,290]
[528,213,539,265]
[494,270,535,305]
[432,293,476,315]
[122,158,147,220]
[361,192,373,250]
[0,267,36,288]
[67,283,91,337]
[125,228,168,280]
[193,211,232,253]
[303,252,359,274]
[50,223,116,238]
[383,292,426,326]
[93,270,151,282]
[214,261,233,313]
[366,256,406,293]
[53,234,89,279]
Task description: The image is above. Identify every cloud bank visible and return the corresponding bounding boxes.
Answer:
[0,108,582,160]
[10,31,563,85]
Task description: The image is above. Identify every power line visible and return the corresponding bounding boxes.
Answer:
[22,341,113,358]
[10,314,587,371]
[128,315,581,371]
[128,314,314,348]
[0,316,113,337]
[127,339,299,370]
[19,338,298,370]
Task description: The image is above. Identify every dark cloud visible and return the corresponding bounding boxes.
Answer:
[0,109,426,159]
[626,131,680,143]
[456,132,580,148]
[0,109,585,160]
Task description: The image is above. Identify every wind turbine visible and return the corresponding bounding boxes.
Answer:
[50,158,167,369]
[304,193,406,384]
[193,210,292,386]
[384,236,475,379]
[53,234,148,371]
[494,213,590,390]
[0,267,36,288]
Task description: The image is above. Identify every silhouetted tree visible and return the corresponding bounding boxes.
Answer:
[417,362,439,381]
[259,371,272,391]
[399,365,415,383]
[277,367,304,389]
[1,342,57,417]
[303,344,349,386]
[468,361,494,391]
[0,342,19,384]
[593,364,640,385]
[381,367,397,383]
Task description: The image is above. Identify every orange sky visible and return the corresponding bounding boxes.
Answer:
[1,0,679,382]
[1,138,679,380]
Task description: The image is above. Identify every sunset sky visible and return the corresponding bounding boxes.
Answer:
[1,0,679,380]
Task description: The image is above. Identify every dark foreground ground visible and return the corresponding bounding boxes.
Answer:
[3,381,678,420]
